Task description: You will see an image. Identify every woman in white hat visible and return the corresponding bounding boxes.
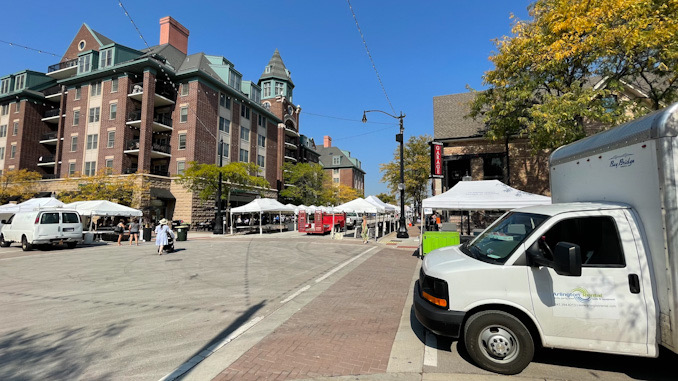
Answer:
[154,218,173,255]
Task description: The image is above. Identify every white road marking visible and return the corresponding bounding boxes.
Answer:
[424,330,438,367]
[281,285,311,304]
[315,246,376,283]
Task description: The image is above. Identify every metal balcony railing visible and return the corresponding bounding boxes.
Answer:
[42,174,58,179]
[153,113,172,127]
[150,169,169,177]
[41,132,58,140]
[38,155,55,163]
[127,110,142,121]
[129,82,176,101]
[126,139,171,154]
[123,167,138,174]
[47,58,78,73]
[43,109,60,118]
[127,139,141,150]
[43,86,63,97]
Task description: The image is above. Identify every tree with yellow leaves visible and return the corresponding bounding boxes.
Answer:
[470,0,678,150]
[0,169,42,204]
[57,172,149,208]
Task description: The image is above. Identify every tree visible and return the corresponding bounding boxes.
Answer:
[324,183,363,206]
[379,135,432,214]
[58,172,149,208]
[375,193,397,205]
[279,162,329,205]
[0,169,42,204]
[470,0,678,150]
[176,162,270,209]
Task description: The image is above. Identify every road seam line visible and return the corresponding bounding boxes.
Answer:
[315,246,376,283]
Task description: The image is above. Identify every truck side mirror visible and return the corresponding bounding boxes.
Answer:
[0,220,5,224]
[553,242,582,277]
[526,240,553,268]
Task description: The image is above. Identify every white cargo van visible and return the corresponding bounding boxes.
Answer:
[0,208,83,251]
[414,103,678,374]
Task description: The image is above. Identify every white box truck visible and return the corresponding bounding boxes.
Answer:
[414,102,678,374]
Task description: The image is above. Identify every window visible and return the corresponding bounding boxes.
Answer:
[75,86,81,100]
[177,160,185,175]
[84,161,96,176]
[262,82,271,98]
[14,74,25,91]
[70,136,78,152]
[40,212,60,224]
[221,141,229,158]
[239,149,249,163]
[265,66,271,73]
[73,110,80,126]
[251,88,261,103]
[1,105,8,115]
[14,101,20,113]
[275,81,284,95]
[219,117,230,133]
[111,78,118,93]
[333,156,341,165]
[68,163,76,176]
[180,106,188,123]
[86,134,98,150]
[88,107,100,123]
[10,145,16,159]
[263,102,270,111]
[105,159,113,173]
[229,71,241,91]
[219,93,231,109]
[0,125,6,137]
[541,216,625,267]
[178,133,186,150]
[0,147,4,160]
[258,135,266,147]
[99,49,113,68]
[91,81,102,96]
[63,212,80,223]
[109,103,117,120]
[240,105,250,119]
[257,154,265,167]
[78,54,91,74]
[180,83,189,96]
[0,78,9,94]
[333,178,339,184]
[107,131,115,148]
[333,169,339,175]
[12,122,18,136]
[258,115,265,127]
[240,126,250,141]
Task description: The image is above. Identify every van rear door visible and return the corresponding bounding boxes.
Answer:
[61,212,82,239]
[37,212,61,240]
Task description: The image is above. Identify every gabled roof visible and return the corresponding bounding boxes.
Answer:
[259,49,294,86]
[317,146,365,174]
[433,92,487,140]
[84,24,114,47]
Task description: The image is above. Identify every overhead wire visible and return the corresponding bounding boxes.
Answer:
[118,1,150,50]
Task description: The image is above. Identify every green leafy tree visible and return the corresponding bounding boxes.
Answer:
[323,183,364,206]
[58,172,149,208]
[279,162,329,205]
[0,169,42,204]
[379,135,431,214]
[176,162,271,208]
[375,193,397,205]
[470,0,678,150]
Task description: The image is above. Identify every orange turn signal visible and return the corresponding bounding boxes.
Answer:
[422,290,447,308]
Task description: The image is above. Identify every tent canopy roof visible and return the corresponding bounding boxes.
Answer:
[64,200,143,217]
[422,180,551,210]
[335,198,385,213]
[230,198,294,213]
[0,197,65,214]
[365,195,397,212]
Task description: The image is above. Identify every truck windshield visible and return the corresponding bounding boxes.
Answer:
[461,212,548,264]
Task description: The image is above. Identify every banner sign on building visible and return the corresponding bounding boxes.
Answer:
[430,142,443,178]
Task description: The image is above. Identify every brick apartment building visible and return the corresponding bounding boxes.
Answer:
[0,17,303,224]
[317,136,365,194]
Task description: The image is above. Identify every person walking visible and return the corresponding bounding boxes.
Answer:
[115,219,126,246]
[128,218,140,246]
[361,215,369,244]
[154,218,172,255]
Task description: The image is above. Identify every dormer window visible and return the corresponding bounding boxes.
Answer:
[78,54,92,74]
[265,65,272,73]
[262,82,271,98]
[13,74,25,91]
[99,49,113,69]
[251,87,261,103]
[333,156,341,165]
[228,71,241,91]
[0,78,10,94]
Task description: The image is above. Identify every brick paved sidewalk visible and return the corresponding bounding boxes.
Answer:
[212,244,420,381]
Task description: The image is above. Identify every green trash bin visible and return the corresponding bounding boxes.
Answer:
[176,225,188,241]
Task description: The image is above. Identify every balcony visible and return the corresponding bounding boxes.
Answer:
[41,108,63,124]
[128,82,175,107]
[40,132,61,145]
[47,58,78,80]
[150,169,169,177]
[42,174,58,180]
[126,111,173,132]
[37,154,56,167]
[284,124,299,137]
[124,139,171,158]
[123,167,138,175]
[284,137,298,150]
[43,86,66,101]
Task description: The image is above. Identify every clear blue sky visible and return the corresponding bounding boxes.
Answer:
[0,0,533,197]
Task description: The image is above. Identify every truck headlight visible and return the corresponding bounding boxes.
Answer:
[419,269,449,308]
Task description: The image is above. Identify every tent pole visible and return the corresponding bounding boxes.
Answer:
[259,212,263,235]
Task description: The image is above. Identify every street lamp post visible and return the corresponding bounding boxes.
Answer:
[362,110,409,239]
[214,138,224,235]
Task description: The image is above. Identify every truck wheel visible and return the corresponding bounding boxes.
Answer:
[464,310,534,375]
[21,236,32,252]
[0,234,10,247]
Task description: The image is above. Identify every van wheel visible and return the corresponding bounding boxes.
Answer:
[66,242,77,249]
[21,236,32,251]
[464,310,534,375]
[0,234,10,247]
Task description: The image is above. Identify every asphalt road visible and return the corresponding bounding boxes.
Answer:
[0,236,371,380]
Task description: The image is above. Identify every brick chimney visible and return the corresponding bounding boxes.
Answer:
[159,16,189,54]
[323,135,332,148]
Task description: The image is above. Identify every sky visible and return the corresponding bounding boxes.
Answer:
[0,0,534,197]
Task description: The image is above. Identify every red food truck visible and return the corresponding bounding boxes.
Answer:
[298,210,346,234]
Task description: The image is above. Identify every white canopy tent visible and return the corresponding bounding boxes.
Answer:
[421,180,551,234]
[335,198,385,214]
[0,197,66,221]
[63,200,142,231]
[364,195,397,213]
[229,198,295,234]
